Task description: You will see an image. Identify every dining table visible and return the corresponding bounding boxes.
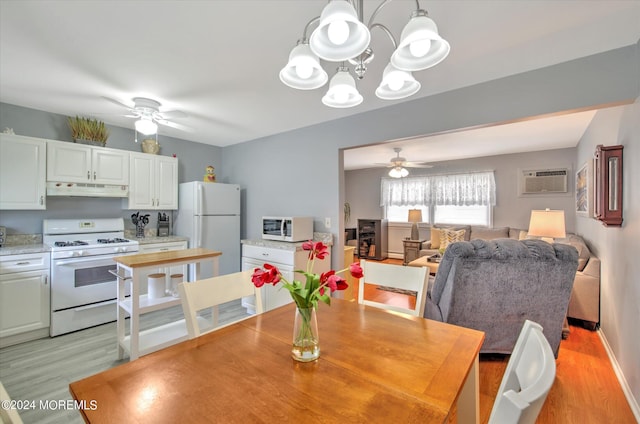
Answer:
[69,299,484,423]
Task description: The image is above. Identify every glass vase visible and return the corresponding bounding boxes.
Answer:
[291,307,320,362]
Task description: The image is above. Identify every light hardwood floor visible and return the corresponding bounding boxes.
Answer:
[1,274,637,423]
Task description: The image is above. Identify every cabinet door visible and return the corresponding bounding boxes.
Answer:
[155,156,178,209]
[127,153,155,209]
[47,141,91,183]
[0,134,46,210]
[0,270,50,337]
[92,148,129,185]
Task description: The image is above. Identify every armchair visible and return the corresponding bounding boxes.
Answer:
[424,238,578,357]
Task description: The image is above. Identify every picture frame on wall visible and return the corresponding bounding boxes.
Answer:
[576,160,593,217]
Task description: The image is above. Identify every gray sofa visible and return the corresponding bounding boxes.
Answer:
[424,238,579,357]
[420,225,601,329]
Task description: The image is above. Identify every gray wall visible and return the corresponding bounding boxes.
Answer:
[345,147,578,233]
[575,100,640,411]
[0,102,223,234]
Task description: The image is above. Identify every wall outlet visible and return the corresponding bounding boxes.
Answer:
[324,217,331,229]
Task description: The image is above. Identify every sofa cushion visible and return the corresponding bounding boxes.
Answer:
[441,229,466,250]
[430,227,442,249]
[470,226,509,240]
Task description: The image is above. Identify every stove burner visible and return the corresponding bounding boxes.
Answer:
[54,240,89,247]
[97,238,130,244]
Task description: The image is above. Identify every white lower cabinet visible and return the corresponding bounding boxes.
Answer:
[138,241,188,294]
[241,244,331,313]
[0,252,51,346]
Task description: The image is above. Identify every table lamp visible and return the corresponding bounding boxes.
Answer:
[408,209,422,240]
[527,209,566,243]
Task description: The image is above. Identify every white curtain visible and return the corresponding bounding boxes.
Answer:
[381,171,495,207]
[381,176,430,207]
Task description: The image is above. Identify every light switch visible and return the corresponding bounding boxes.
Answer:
[324,217,331,229]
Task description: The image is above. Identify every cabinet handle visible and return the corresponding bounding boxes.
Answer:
[43,275,48,285]
[261,253,269,257]
[16,261,30,265]
[93,171,96,180]
[160,248,169,251]
[87,171,90,180]
[40,196,44,205]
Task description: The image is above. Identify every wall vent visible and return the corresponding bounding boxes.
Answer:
[520,168,568,194]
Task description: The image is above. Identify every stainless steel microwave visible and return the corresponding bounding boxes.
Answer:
[262,217,313,242]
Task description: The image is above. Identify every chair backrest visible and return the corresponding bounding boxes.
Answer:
[178,270,263,339]
[357,260,429,316]
[488,320,557,424]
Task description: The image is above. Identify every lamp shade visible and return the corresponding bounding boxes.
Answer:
[528,209,566,239]
[309,0,371,62]
[390,11,450,72]
[408,209,422,223]
[135,118,158,135]
[321,68,363,108]
[279,43,328,90]
[375,63,421,100]
[388,166,409,178]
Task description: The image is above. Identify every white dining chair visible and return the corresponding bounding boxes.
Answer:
[178,270,264,339]
[357,259,429,316]
[488,320,557,424]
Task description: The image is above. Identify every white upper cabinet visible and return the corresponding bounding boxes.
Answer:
[47,140,129,185]
[0,134,47,210]
[126,152,178,210]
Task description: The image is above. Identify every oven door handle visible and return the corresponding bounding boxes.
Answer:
[54,257,118,267]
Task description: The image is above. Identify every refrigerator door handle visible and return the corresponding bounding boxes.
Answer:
[197,183,204,216]
[195,216,202,247]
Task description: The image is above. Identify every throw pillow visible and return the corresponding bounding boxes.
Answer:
[430,227,442,249]
[440,229,466,250]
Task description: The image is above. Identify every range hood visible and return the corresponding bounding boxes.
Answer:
[47,182,129,198]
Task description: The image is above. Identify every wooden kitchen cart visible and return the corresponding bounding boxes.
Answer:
[112,248,221,360]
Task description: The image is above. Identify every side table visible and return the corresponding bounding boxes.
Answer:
[402,239,425,265]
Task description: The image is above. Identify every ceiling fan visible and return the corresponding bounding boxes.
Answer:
[103,96,190,135]
[377,147,432,177]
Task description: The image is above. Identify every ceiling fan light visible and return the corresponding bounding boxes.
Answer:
[391,11,450,71]
[135,118,158,135]
[322,68,363,108]
[375,63,421,100]
[310,0,371,62]
[389,166,409,178]
[279,43,328,90]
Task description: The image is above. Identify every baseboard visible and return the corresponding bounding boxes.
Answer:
[598,329,640,421]
[387,252,403,260]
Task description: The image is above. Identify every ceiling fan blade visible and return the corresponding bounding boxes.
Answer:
[157,119,194,132]
[158,110,188,120]
[406,163,433,168]
[373,162,395,167]
[102,96,134,110]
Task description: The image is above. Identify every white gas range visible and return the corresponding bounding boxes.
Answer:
[43,218,139,336]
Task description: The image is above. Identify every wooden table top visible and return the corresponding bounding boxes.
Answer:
[113,247,221,268]
[70,300,484,423]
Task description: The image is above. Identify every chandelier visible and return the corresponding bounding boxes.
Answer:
[279,0,450,108]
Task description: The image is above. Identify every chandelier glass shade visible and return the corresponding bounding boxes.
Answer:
[280,0,449,108]
[388,166,409,178]
[135,117,158,135]
[279,42,328,90]
[322,67,363,108]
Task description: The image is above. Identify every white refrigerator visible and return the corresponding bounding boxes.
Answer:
[174,181,241,279]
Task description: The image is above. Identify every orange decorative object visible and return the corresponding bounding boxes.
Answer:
[204,165,216,182]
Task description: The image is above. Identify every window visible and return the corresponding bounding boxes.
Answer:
[434,205,491,226]
[386,205,430,223]
[381,171,495,226]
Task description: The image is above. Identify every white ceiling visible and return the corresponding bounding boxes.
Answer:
[1,1,639,168]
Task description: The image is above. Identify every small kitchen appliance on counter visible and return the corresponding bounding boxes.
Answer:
[43,218,139,336]
[0,226,5,247]
[157,212,170,237]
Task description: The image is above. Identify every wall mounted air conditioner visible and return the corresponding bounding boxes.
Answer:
[520,168,568,194]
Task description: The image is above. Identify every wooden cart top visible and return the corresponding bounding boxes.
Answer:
[113,248,221,268]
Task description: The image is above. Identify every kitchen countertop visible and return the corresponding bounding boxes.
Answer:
[242,232,333,251]
[0,244,51,256]
[132,236,189,245]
